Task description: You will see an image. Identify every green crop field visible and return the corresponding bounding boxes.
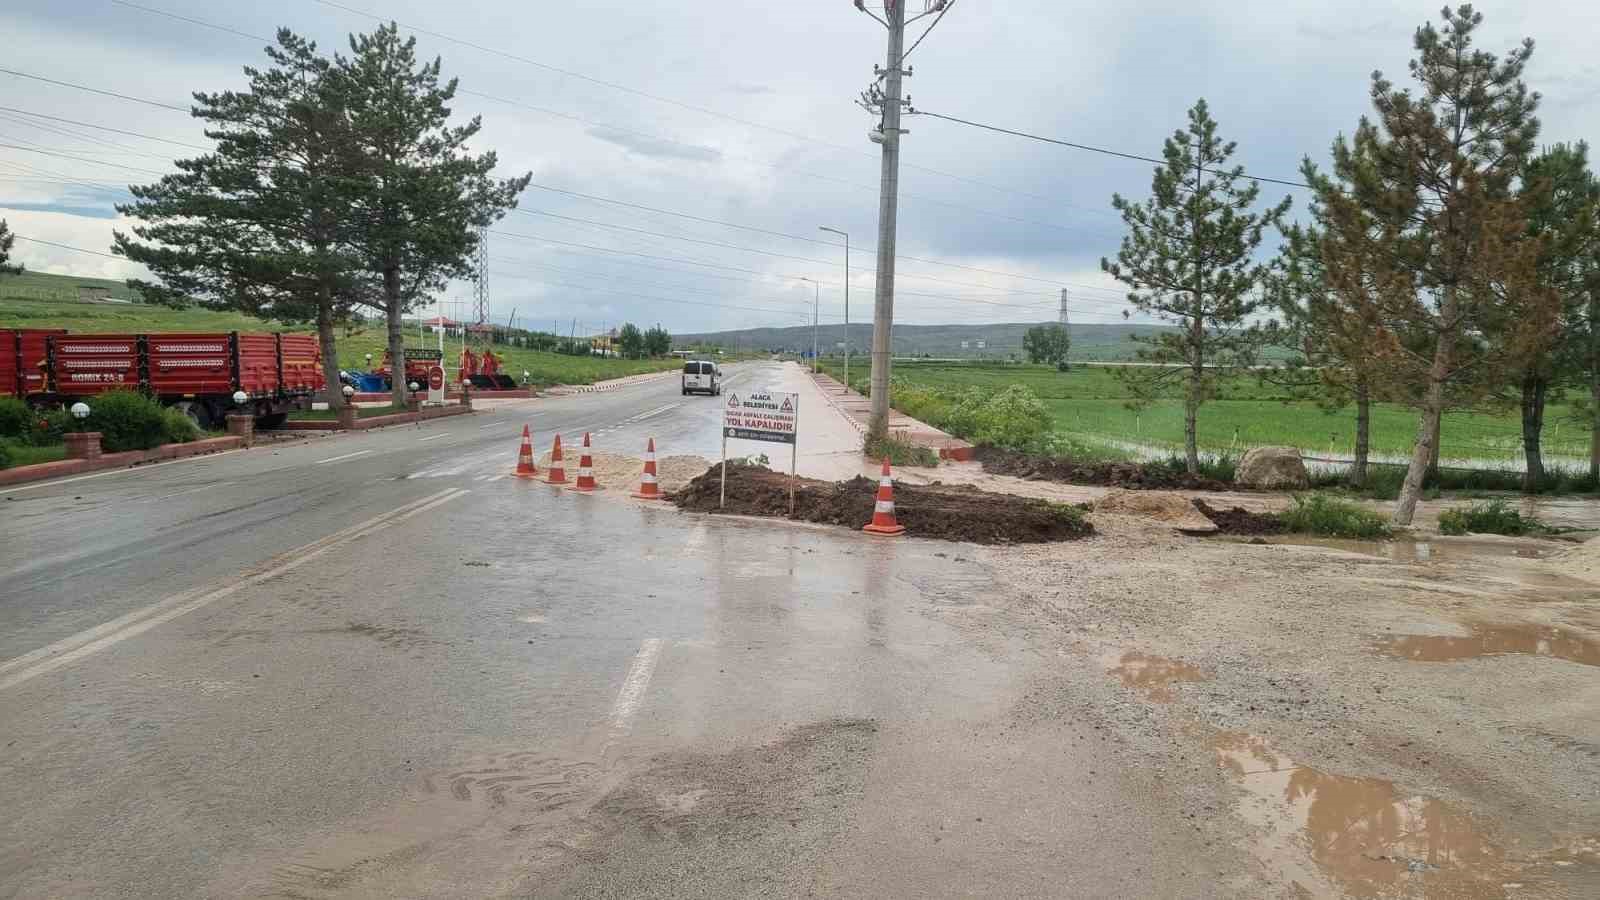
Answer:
[821,359,1587,465]
[0,279,681,386]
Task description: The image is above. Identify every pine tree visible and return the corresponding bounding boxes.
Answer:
[335,24,531,406]
[1102,99,1290,474]
[1516,144,1600,489]
[0,219,22,276]
[1267,216,1394,489]
[1313,6,1550,525]
[113,30,359,412]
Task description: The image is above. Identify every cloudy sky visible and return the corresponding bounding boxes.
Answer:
[3,0,1598,335]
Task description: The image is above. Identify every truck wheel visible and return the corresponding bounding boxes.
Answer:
[173,400,211,430]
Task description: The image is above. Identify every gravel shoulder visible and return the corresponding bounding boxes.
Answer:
[967,513,1600,897]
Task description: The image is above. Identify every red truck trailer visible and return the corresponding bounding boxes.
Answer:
[42,331,321,428]
[1,328,66,400]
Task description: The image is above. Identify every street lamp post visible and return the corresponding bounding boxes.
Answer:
[799,277,820,373]
[818,226,849,393]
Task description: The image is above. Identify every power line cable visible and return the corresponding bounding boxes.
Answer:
[0,68,189,113]
[0,105,210,150]
[104,1,1116,233]
[909,108,1313,190]
[9,234,128,260]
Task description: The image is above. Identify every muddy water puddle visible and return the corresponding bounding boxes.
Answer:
[1213,731,1593,898]
[1374,623,1600,668]
[1104,651,1208,702]
[1261,535,1556,563]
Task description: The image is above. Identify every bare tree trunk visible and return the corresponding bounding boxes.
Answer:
[315,288,344,412]
[385,267,406,408]
[1393,324,1454,526]
[1350,383,1371,489]
[1521,370,1547,493]
[1184,366,1201,475]
[1591,291,1600,483]
[1425,415,1442,486]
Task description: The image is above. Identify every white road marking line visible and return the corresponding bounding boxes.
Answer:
[608,638,663,734]
[0,448,246,496]
[0,488,468,691]
[417,432,452,442]
[314,449,374,465]
[479,422,505,429]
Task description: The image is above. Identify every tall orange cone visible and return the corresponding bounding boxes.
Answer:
[573,432,597,492]
[862,457,906,535]
[513,424,538,478]
[631,437,663,499]
[545,433,568,484]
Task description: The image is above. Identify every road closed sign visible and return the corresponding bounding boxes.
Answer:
[723,390,798,444]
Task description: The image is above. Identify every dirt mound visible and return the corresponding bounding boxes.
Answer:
[974,446,1232,492]
[1094,489,1217,533]
[1192,499,1287,536]
[671,463,1093,544]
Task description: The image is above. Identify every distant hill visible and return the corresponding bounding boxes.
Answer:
[673,322,1178,361]
[0,269,144,304]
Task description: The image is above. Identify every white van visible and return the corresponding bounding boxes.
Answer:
[681,360,721,396]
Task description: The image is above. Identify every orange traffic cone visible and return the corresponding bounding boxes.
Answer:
[545,433,568,484]
[573,432,597,492]
[862,457,906,535]
[513,424,538,478]
[631,438,663,499]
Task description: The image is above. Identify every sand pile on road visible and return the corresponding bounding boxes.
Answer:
[1094,489,1217,534]
[534,451,709,492]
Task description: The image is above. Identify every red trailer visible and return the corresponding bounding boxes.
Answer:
[44,331,319,427]
[1,329,66,399]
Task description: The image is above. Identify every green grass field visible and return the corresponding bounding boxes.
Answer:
[820,359,1588,465]
[0,287,680,386]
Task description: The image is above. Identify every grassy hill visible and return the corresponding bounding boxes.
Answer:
[0,269,146,303]
[674,321,1178,362]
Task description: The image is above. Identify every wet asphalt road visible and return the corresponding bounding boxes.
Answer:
[0,362,1231,898]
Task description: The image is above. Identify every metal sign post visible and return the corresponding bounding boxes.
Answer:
[720,390,800,512]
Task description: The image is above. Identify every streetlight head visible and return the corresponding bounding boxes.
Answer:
[70,402,90,420]
[408,382,420,392]
[232,390,249,405]
[342,385,356,398]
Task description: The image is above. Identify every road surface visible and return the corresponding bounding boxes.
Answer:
[1,362,1237,897]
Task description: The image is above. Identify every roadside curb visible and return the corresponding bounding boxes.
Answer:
[0,436,245,488]
[806,372,976,461]
[280,403,474,431]
[544,370,678,396]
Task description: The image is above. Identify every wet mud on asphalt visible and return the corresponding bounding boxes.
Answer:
[5,418,1600,897]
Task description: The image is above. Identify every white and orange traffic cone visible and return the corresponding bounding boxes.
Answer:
[631,437,663,499]
[546,433,568,484]
[862,457,906,535]
[513,424,538,478]
[573,432,597,492]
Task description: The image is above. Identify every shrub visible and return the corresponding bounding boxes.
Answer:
[73,390,171,452]
[1155,453,1236,483]
[0,440,11,470]
[1437,499,1546,536]
[1279,494,1391,539]
[963,384,1050,451]
[162,407,200,445]
[893,381,1051,453]
[27,407,70,447]
[0,397,31,439]
[864,434,938,467]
